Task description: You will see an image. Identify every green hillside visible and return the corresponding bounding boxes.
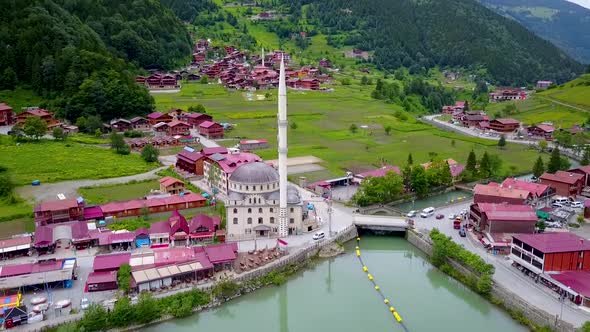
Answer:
[480,0,590,64]
[539,74,590,110]
[281,0,583,85]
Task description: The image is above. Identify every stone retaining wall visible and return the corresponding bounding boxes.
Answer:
[406,229,576,332]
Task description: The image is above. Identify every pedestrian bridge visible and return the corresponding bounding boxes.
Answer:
[353,214,409,232]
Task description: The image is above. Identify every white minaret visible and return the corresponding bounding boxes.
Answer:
[262,48,265,67]
[278,56,289,237]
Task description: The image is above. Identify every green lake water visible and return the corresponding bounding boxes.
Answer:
[145,237,526,332]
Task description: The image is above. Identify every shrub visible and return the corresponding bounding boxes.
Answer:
[212,280,240,300]
[117,264,131,294]
[79,304,109,332]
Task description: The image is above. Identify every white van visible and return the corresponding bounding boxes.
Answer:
[420,207,435,218]
[313,231,325,240]
[553,197,569,205]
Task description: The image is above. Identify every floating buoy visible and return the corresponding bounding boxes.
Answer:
[356,237,361,241]
[393,312,403,322]
[375,285,380,290]
[368,274,373,280]
[355,246,360,250]
[356,250,361,256]
[389,306,395,312]
[384,299,390,304]
[363,266,368,272]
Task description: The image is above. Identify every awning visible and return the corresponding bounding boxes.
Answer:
[253,225,272,231]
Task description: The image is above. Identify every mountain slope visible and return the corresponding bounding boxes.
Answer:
[480,0,590,64]
[287,0,583,85]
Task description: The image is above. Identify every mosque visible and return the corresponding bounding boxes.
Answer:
[225,58,316,239]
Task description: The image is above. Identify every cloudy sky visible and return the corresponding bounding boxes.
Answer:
[566,0,590,9]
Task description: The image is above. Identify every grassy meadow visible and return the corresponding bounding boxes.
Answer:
[486,97,588,128]
[539,74,590,110]
[154,82,544,180]
[78,180,160,204]
[0,136,158,185]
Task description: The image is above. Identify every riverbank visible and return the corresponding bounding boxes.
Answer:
[45,227,358,332]
[406,229,577,332]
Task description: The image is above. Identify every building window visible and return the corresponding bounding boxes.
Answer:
[290,218,294,224]
[258,198,261,204]
[233,208,237,214]
[267,184,270,189]
[290,207,294,213]
[258,208,263,213]
[233,218,238,224]
[273,228,278,232]
[246,185,249,190]
[258,217,263,224]
[270,208,274,213]
[248,208,252,213]
[247,217,252,224]
[245,228,251,234]
[270,217,275,224]
[249,198,252,204]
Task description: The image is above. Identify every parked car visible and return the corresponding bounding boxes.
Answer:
[312,231,325,240]
[420,207,435,218]
[80,298,90,310]
[459,227,466,237]
[27,312,43,324]
[406,210,417,218]
[569,201,583,209]
[448,214,457,220]
[460,209,468,217]
[435,214,444,220]
[551,202,564,208]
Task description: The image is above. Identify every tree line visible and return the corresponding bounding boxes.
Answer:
[284,0,583,85]
[0,0,193,122]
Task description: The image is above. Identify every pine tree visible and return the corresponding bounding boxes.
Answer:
[547,147,561,173]
[532,156,545,178]
[407,153,413,165]
[498,134,506,148]
[141,144,159,162]
[439,161,453,186]
[466,150,477,173]
[411,165,429,198]
[582,148,590,166]
[479,152,491,178]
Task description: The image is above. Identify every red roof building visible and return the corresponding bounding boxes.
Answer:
[176,149,207,175]
[85,271,118,292]
[129,117,151,131]
[198,121,224,139]
[189,214,221,244]
[489,118,520,132]
[539,171,584,197]
[93,253,132,272]
[166,120,191,136]
[527,124,555,140]
[567,166,590,187]
[16,108,57,126]
[159,176,185,195]
[500,178,551,200]
[511,233,590,274]
[473,184,532,205]
[239,139,269,151]
[147,112,173,125]
[0,103,15,126]
[549,271,590,307]
[99,193,206,219]
[489,88,527,103]
[179,113,212,128]
[469,203,537,234]
[34,199,83,225]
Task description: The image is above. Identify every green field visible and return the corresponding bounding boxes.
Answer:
[539,74,590,110]
[0,88,47,113]
[0,199,31,222]
[78,180,160,204]
[154,82,544,179]
[486,97,587,128]
[0,137,158,185]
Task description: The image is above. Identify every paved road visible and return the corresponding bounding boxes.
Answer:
[16,166,167,203]
[412,202,590,327]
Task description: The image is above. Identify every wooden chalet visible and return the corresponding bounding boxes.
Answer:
[16,108,57,126]
[109,118,132,132]
[130,117,151,131]
[147,112,173,125]
[179,113,212,128]
[159,176,185,195]
[0,103,15,126]
[198,121,224,139]
[527,124,555,140]
[489,118,520,132]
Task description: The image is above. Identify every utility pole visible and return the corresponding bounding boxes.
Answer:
[327,196,333,238]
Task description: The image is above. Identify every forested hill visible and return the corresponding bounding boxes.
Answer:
[479,0,590,64]
[289,0,584,85]
[162,0,218,22]
[0,0,192,122]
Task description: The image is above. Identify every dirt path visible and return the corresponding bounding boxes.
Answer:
[16,166,167,203]
[537,96,590,113]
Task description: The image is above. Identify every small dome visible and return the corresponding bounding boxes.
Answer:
[230,162,279,184]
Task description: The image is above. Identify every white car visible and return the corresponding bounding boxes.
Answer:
[312,231,325,240]
[27,312,43,324]
[448,214,457,220]
[551,202,564,208]
[80,298,90,310]
[569,201,583,209]
[406,210,417,218]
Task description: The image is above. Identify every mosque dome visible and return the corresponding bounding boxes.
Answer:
[230,162,279,184]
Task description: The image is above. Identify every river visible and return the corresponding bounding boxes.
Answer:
[145,237,526,332]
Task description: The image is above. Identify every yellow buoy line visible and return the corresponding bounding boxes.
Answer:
[356,237,409,331]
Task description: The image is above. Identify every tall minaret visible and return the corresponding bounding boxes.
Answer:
[278,56,289,237]
[261,48,265,67]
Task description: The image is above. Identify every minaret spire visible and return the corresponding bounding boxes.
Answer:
[262,48,265,67]
[277,56,288,237]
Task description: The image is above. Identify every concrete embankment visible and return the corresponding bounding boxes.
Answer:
[406,230,577,332]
